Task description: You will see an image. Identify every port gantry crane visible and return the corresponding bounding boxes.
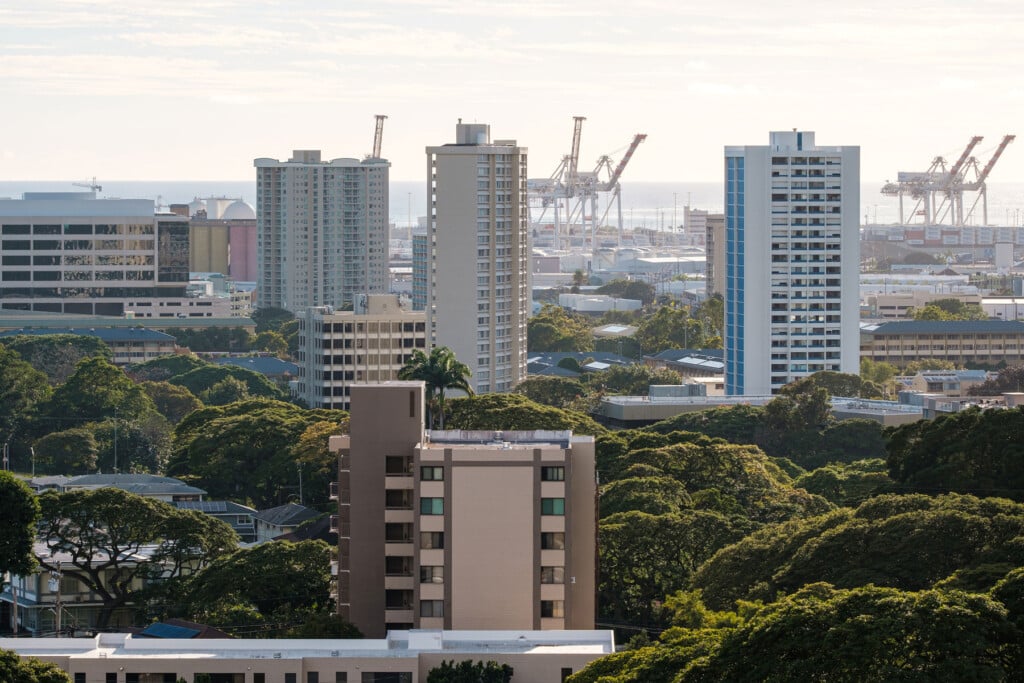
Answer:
[527,116,646,251]
[881,134,1014,226]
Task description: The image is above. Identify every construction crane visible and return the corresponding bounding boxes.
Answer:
[371,114,387,159]
[566,116,585,198]
[72,177,102,193]
[880,135,1014,226]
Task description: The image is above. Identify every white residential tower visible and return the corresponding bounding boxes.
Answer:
[723,131,860,395]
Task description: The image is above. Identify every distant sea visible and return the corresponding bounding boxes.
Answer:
[3,180,1024,229]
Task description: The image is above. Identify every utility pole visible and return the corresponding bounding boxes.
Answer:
[112,408,118,473]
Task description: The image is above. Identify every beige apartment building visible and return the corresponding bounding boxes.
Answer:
[426,122,530,393]
[3,630,615,683]
[860,320,1024,368]
[295,295,427,411]
[333,383,596,639]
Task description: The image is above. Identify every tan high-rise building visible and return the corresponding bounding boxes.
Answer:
[426,122,530,393]
[333,382,596,638]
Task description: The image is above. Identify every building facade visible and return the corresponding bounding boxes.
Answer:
[295,295,427,411]
[724,131,860,395]
[0,192,189,316]
[334,382,596,639]
[2,630,614,683]
[860,320,1024,368]
[255,150,389,313]
[426,123,530,393]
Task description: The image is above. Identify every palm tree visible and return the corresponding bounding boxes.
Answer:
[398,346,473,429]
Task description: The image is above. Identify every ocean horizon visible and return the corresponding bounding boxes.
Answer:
[3,180,1024,230]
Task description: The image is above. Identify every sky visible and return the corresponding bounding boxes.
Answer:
[2,0,1024,183]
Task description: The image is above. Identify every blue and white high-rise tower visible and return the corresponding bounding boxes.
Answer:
[723,131,860,395]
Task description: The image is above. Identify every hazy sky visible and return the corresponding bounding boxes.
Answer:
[3,0,1024,183]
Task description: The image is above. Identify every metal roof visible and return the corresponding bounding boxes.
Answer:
[0,327,175,342]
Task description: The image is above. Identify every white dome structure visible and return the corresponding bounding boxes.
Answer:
[221,199,256,221]
[188,198,207,217]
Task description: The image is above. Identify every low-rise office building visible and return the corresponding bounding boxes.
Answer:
[859,320,1024,368]
[334,382,597,638]
[295,295,427,411]
[1,629,615,683]
[0,327,177,366]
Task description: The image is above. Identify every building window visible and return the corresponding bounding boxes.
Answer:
[420,497,444,515]
[541,600,565,618]
[255,675,266,683]
[420,600,444,617]
[385,590,413,609]
[420,466,444,481]
[561,668,574,682]
[420,565,444,584]
[541,466,565,481]
[361,674,412,683]
[541,498,565,515]
[309,674,320,683]
[541,532,565,549]
[541,566,565,584]
[286,675,297,683]
[420,531,444,549]
[336,674,348,683]
[106,675,117,683]
[74,676,86,683]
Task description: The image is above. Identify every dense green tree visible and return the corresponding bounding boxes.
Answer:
[970,364,1024,395]
[169,327,252,352]
[599,510,753,624]
[168,399,344,507]
[0,650,71,683]
[911,297,988,321]
[634,305,716,353]
[90,412,173,473]
[141,381,203,423]
[596,279,656,305]
[38,488,237,628]
[285,613,362,639]
[512,376,587,409]
[886,406,1024,500]
[199,376,252,406]
[860,357,898,391]
[692,494,1024,610]
[169,540,332,633]
[169,364,285,401]
[48,357,156,426]
[427,660,513,683]
[594,335,643,359]
[600,476,692,517]
[446,393,605,435]
[0,345,52,443]
[32,428,99,474]
[793,459,894,507]
[527,304,594,352]
[585,364,682,396]
[251,331,289,357]
[779,370,877,399]
[903,358,957,374]
[683,585,1020,682]
[398,346,473,429]
[645,404,764,446]
[0,472,40,588]
[695,294,724,339]
[252,306,295,334]
[292,420,347,509]
[127,354,210,382]
[0,334,111,384]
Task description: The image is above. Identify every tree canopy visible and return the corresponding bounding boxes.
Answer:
[0,334,111,384]
[0,345,51,441]
[527,304,595,353]
[0,650,70,683]
[169,364,286,402]
[0,472,40,585]
[446,393,605,436]
[38,488,237,628]
[692,493,1024,610]
[167,399,345,508]
[885,406,1024,500]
